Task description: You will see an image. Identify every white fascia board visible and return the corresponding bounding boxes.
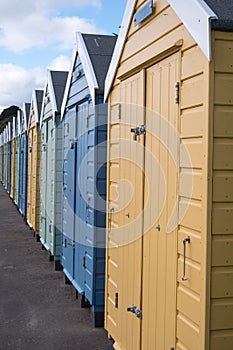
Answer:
[40,76,50,128]
[4,127,7,143]
[104,0,137,101]
[28,91,36,133]
[77,32,99,105]
[8,121,12,141]
[61,47,77,120]
[17,109,22,136]
[168,0,217,61]
[12,116,16,139]
[48,70,58,120]
[22,103,29,132]
[30,90,41,126]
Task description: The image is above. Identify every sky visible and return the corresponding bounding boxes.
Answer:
[0,0,127,113]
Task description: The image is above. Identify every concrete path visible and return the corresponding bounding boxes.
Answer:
[0,184,109,350]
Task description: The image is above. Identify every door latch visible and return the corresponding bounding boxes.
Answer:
[127,304,142,319]
[130,125,146,141]
[182,236,191,281]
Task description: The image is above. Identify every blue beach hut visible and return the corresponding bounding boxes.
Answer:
[61,32,116,326]
[19,103,30,218]
[6,121,12,194]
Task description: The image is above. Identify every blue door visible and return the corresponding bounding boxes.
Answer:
[74,100,89,293]
[40,121,48,246]
[19,134,28,218]
[62,106,76,281]
[7,141,11,194]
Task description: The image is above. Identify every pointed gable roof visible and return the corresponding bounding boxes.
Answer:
[104,0,233,100]
[81,33,117,94]
[28,89,44,130]
[61,32,117,117]
[22,102,30,132]
[50,70,68,113]
[40,70,68,126]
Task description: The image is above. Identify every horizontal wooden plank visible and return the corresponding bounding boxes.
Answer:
[213,139,233,169]
[179,199,202,232]
[177,286,201,326]
[213,171,233,202]
[180,106,204,138]
[178,257,201,294]
[214,105,233,137]
[215,73,233,105]
[179,169,203,200]
[212,203,233,235]
[181,75,205,110]
[211,299,233,330]
[211,267,233,298]
[177,313,200,350]
[212,235,233,266]
[210,329,233,350]
[181,45,205,80]
[214,40,233,73]
[180,138,203,169]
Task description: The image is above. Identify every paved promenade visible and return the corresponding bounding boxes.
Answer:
[0,184,109,350]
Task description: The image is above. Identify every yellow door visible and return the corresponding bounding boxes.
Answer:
[141,53,179,349]
[106,53,179,350]
[106,70,145,350]
[27,129,33,227]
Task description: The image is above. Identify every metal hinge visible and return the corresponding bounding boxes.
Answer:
[130,125,146,141]
[175,82,180,104]
[127,304,142,320]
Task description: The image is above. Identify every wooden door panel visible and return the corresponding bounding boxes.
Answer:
[142,54,179,350]
[106,71,144,350]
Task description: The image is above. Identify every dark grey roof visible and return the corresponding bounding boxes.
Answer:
[24,103,30,125]
[50,71,68,112]
[205,0,233,31]
[35,90,44,122]
[81,33,117,94]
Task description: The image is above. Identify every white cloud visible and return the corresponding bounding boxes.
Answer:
[0,64,45,109]
[47,55,71,71]
[0,1,104,53]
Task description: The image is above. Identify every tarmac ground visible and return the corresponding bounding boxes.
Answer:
[0,184,109,350]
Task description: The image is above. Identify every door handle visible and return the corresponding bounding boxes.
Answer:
[182,236,191,281]
[109,207,114,232]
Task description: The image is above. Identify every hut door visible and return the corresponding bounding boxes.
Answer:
[27,128,33,226]
[62,106,77,279]
[106,71,144,350]
[40,122,48,243]
[141,53,179,349]
[46,118,54,248]
[74,100,89,292]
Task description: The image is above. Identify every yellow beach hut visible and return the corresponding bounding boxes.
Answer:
[27,90,43,240]
[104,1,233,349]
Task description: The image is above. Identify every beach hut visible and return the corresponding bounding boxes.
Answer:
[14,109,22,206]
[61,32,116,326]
[10,116,16,200]
[3,127,7,187]
[39,70,68,270]
[0,132,3,183]
[19,103,30,219]
[27,90,43,239]
[104,1,233,349]
[6,121,12,194]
